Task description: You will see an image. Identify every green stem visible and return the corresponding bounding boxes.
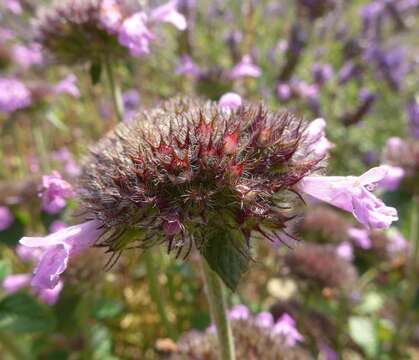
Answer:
[104,57,124,123]
[391,197,419,355]
[143,249,177,339]
[200,256,236,360]
[0,330,31,360]
[32,120,50,173]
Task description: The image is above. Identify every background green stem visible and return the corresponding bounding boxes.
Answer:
[200,256,236,360]
[0,331,31,360]
[390,196,419,355]
[143,250,177,339]
[104,58,124,123]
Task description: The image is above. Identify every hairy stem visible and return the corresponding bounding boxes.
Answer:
[200,256,236,360]
[143,249,177,339]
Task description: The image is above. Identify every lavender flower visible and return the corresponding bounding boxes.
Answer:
[378,165,405,191]
[49,220,68,233]
[99,0,123,33]
[0,77,32,113]
[0,206,14,231]
[41,171,74,214]
[386,228,409,254]
[254,312,274,328]
[229,55,262,79]
[336,241,354,262]
[122,88,141,121]
[53,74,80,98]
[175,54,201,76]
[3,0,22,14]
[228,304,250,320]
[348,227,372,249]
[272,313,304,347]
[150,0,187,30]
[118,12,153,56]
[297,166,398,229]
[218,92,242,110]
[312,63,333,85]
[277,82,292,101]
[304,118,334,157]
[11,43,44,69]
[2,274,30,294]
[407,98,419,139]
[19,220,103,289]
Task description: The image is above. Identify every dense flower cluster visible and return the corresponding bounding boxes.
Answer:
[284,243,358,289]
[0,77,32,112]
[35,0,186,65]
[77,97,323,260]
[170,305,309,360]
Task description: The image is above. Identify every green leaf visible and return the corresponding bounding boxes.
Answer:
[349,316,378,358]
[92,299,124,320]
[0,293,55,333]
[202,225,249,291]
[90,62,102,85]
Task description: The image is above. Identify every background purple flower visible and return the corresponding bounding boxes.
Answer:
[11,43,44,69]
[0,77,32,113]
[41,171,74,214]
[0,206,14,231]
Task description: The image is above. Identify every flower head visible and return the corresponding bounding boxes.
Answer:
[0,77,32,113]
[35,0,130,65]
[41,171,74,214]
[172,307,310,359]
[19,220,103,289]
[284,243,358,289]
[335,241,354,262]
[297,166,398,229]
[78,97,322,289]
[0,206,14,231]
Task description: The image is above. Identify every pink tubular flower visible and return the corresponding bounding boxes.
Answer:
[228,304,250,320]
[3,0,22,14]
[378,165,405,191]
[2,274,31,294]
[11,43,44,69]
[150,0,187,30]
[38,281,63,305]
[19,220,103,289]
[386,228,408,254]
[255,311,274,328]
[336,241,354,261]
[230,55,262,79]
[41,171,74,214]
[272,313,303,347]
[53,74,80,98]
[348,227,372,249]
[99,0,123,33]
[219,92,242,110]
[304,118,334,157]
[297,166,398,229]
[0,206,14,231]
[118,12,153,56]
